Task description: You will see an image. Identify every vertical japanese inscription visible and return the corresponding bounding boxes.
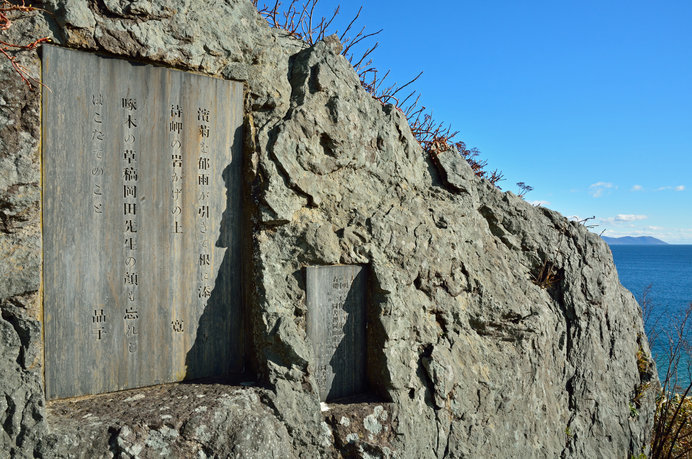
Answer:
[169,103,184,236]
[89,93,108,343]
[197,106,212,308]
[90,93,105,217]
[168,102,185,336]
[306,265,367,401]
[42,46,244,400]
[121,96,140,355]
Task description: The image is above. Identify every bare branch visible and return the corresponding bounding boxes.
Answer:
[253,0,504,188]
[1,1,51,89]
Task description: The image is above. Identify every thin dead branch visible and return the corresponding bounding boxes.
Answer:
[253,0,505,187]
[646,300,692,458]
[0,0,50,89]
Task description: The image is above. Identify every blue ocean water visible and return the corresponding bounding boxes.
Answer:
[610,245,692,387]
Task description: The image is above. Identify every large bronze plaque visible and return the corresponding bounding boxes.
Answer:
[307,265,367,401]
[42,46,244,400]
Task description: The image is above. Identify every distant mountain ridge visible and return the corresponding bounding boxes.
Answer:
[602,236,668,245]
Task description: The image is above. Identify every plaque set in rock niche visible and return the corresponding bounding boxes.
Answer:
[306,265,367,401]
[42,46,244,400]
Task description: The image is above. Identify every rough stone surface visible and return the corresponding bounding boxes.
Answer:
[0,0,657,457]
[432,148,475,195]
[325,401,395,458]
[1,8,47,458]
[42,383,294,459]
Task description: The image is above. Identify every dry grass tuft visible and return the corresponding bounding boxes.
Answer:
[532,259,561,289]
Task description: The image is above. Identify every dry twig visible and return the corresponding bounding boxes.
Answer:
[642,294,692,458]
[1,0,50,89]
[253,0,506,187]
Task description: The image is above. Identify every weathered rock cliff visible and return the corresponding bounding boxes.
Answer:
[0,0,657,457]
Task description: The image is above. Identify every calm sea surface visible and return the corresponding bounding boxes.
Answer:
[610,245,692,387]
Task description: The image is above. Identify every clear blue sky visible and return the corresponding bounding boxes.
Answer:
[288,0,692,243]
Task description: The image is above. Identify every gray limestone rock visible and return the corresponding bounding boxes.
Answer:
[0,0,657,457]
[44,384,295,459]
[0,299,45,458]
[0,9,47,458]
[250,17,657,458]
[432,147,476,195]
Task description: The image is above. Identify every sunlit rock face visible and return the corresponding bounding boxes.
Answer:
[1,1,656,457]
